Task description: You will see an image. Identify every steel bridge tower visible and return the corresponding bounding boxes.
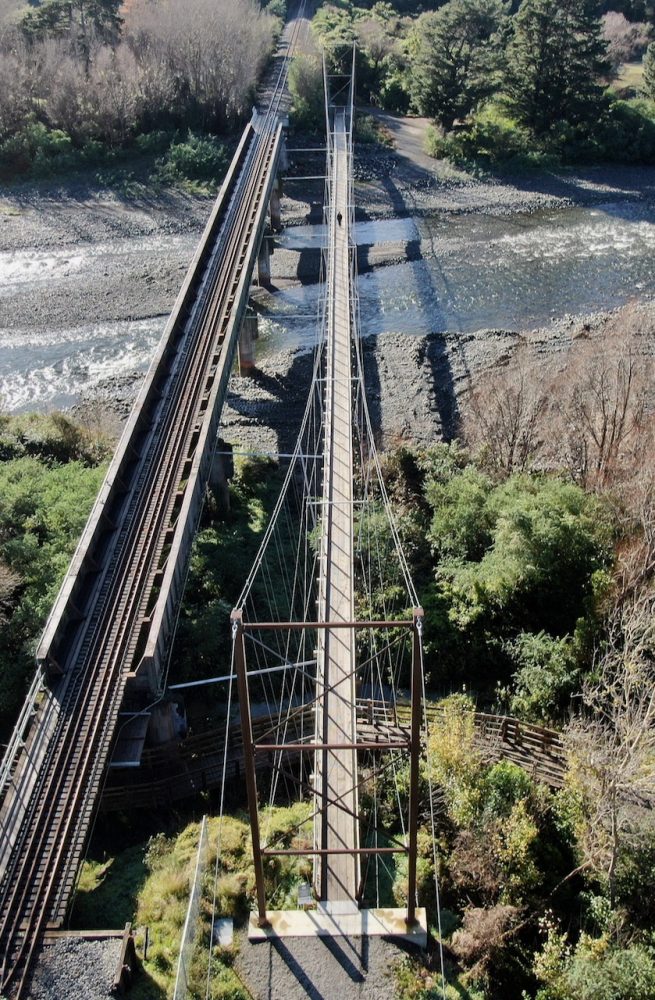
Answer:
[232,54,427,942]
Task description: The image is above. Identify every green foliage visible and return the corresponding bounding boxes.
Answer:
[172,458,285,688]
[76,808,310,998]
[480,761,534,821]
[508,632,580,723]
[505,0,609,137]
[645,42,655,98]
[614,840,655,929]
[157,132,228,188]
[288,55,325,133]
[312,2,360,72]
[409,0,507,129]
[0,413,110,740]
[428,694,483,826]
[427,101,560,169]
[0,120,75,179]
[21,0,123,47]
[591,96,655,162]
[424,458,613,694]
[264,0,287,18]
[535,931,655,1000]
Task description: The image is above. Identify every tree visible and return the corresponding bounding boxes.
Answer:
[565,594,655,904]
[505,0,610,136]
[409,0,508,129]
[22,0,123,72]
[602,11,651,76]
[555,345,649,489]
[464,356,548,476]
[289,54,325,132]
[644,41,655,98]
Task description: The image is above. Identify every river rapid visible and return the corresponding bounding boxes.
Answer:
[0,187,654,414]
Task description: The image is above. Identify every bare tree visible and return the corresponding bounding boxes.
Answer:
[565,594,655,904]
[556,347,649,489]
[602,12,651,77]
[463,355,549,476]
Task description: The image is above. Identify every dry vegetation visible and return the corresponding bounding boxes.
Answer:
[462,303,655,496]
[0,0,277,177]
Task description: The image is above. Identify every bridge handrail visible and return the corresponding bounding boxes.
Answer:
[35,121,257,676]
[0,669,47,796]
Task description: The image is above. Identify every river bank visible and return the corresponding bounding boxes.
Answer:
[2,142,655,435]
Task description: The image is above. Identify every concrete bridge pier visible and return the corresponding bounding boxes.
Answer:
[279,134,289,171]
[210,438,234,512]
[238,312,259,375]
[270,177,282,231]
[257,237,272,286]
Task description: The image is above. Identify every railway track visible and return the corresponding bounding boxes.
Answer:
[0,7,308,995]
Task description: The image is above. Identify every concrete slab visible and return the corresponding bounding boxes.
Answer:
[248,907,427,947]
[214,918,234,947]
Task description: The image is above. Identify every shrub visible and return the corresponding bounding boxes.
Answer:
[427,102,559,170]
[158,131,228,185]
[0,120,75,177]
[536,936,655,1000]
[481,762,534,822]
[288,54,324,132]
[593,97,655,163]
[264,0,286,18]
[508,632,579,723]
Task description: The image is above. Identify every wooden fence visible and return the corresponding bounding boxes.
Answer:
[101,700,567,812]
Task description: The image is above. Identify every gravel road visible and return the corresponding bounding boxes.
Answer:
[234,931,416,1000]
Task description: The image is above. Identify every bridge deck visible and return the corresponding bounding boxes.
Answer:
[315,109,359,905]
[0,116,284,998]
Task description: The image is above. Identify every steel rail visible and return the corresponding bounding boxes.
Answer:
[0,4,308,986]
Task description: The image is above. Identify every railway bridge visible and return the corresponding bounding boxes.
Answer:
[0,12,307,995]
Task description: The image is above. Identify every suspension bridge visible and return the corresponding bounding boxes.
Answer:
[0,8,434,997]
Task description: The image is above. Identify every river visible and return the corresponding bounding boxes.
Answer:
[1,200,654,412]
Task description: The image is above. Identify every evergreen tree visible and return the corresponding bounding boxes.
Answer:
[409,0,509,129]
[22,0,123,70]
[505,0,609,136]
[644,42,655,99]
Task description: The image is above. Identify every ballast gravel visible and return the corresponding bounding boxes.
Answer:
[28,937,121,1000]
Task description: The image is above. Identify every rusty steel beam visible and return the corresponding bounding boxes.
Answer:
[254,742,410,752]
[242,619,413,631]
[263,847,406,856]
[232,610,268,927]
[406,608,424,927]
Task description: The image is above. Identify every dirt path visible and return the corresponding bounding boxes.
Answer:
[365,109,437,174]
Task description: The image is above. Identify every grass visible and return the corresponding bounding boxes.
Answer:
[615,60,645,94]
[72,844,148,930]
[74,804,314,999]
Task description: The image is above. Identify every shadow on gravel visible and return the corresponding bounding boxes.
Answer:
[361,174,465,444]
[226,349,315,457]
[269,938,325,997]
[479,164,655,220]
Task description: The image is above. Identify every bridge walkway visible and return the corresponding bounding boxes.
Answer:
[314,108,359,905]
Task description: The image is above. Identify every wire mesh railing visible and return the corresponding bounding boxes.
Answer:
[173,815,209,1000]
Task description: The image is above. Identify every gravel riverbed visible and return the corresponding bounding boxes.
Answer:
[2,136,655,432]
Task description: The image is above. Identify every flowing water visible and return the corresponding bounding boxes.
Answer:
[1,201,654,412]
